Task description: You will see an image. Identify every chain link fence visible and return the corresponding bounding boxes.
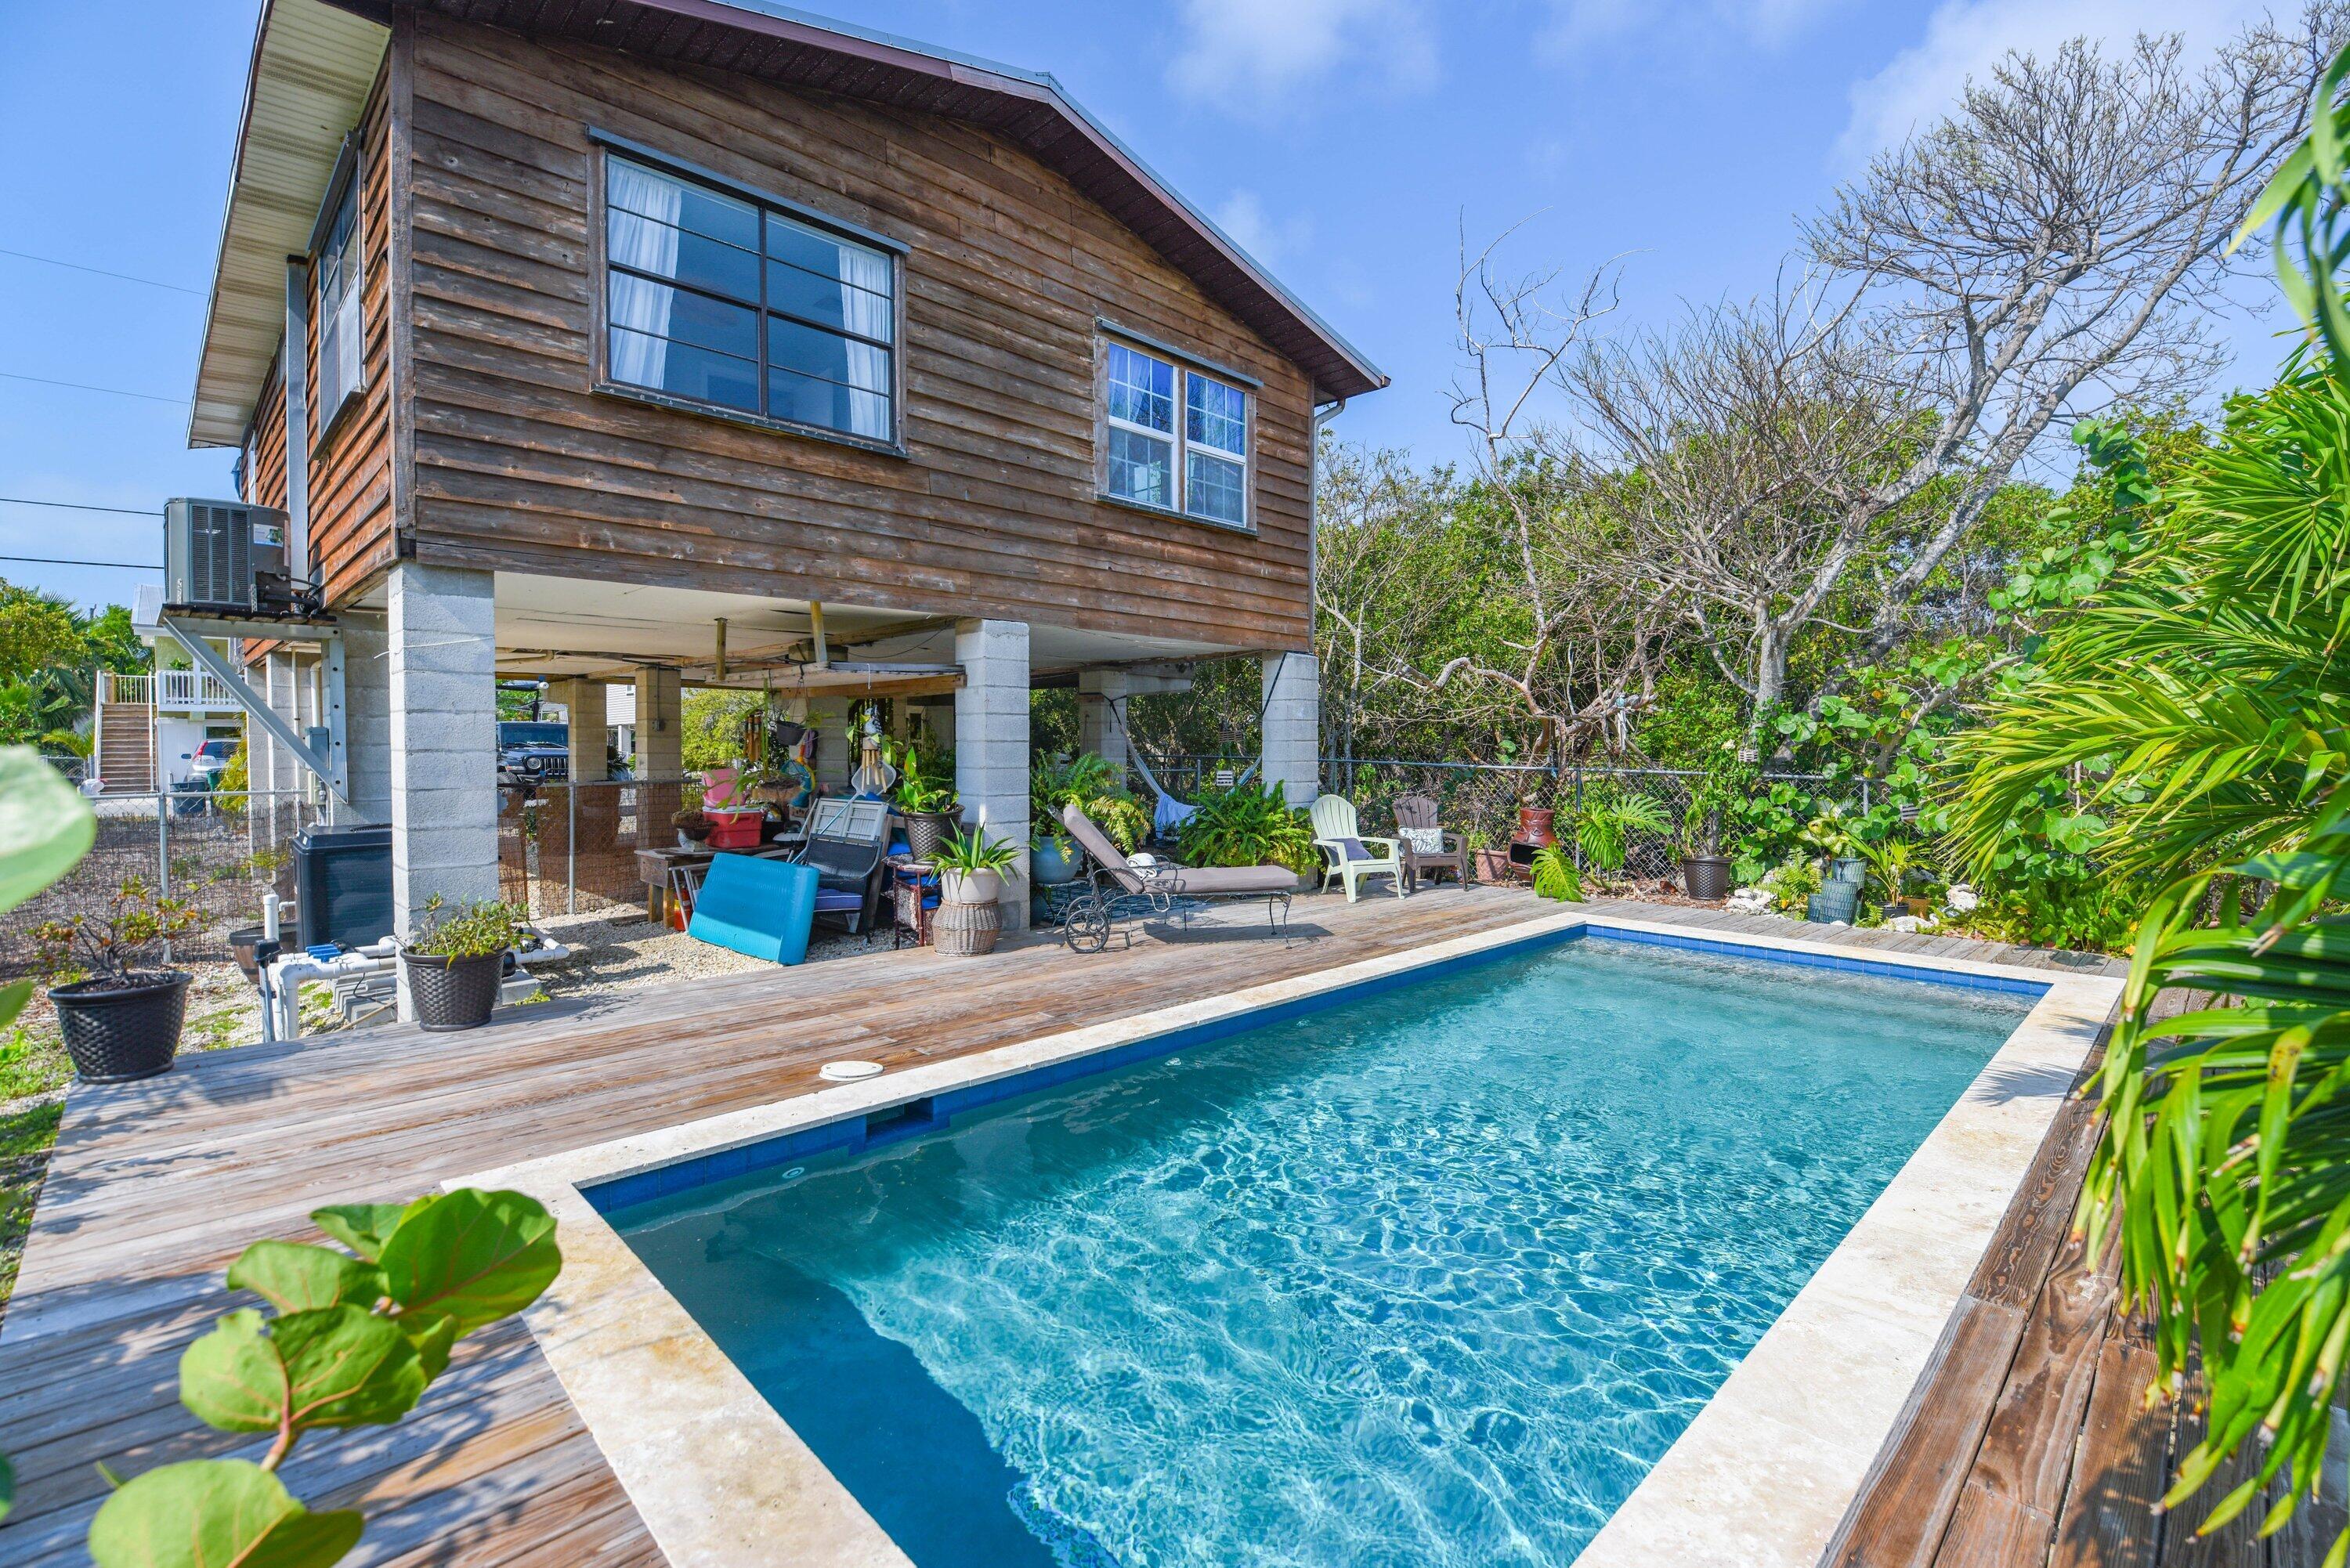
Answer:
[1149,755,1846,883]
[497,775,706,919]
[1,789,329,974]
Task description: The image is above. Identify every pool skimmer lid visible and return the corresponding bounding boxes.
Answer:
[819,1059,884,1082]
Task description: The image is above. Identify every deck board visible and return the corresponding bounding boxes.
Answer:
[0,892,2148,1565]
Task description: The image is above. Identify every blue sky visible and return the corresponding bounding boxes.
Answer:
[0,0,2289,614]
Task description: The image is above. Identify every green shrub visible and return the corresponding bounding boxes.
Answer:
[403,897,525,960]
[1032,753,1148,852]
[1177,780,1315,873]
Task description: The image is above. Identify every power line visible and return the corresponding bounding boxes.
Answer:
[0,247,204,296]
[0,496,160,517]
[0,370,187,405]
[0,554,158,570]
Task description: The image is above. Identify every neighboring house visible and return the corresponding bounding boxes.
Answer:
[85,584,246,793]
[189,0,1384,962]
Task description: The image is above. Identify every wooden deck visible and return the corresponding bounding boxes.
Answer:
[0,890,2251,1567]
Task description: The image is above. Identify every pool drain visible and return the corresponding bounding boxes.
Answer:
[819,1059,884,1082]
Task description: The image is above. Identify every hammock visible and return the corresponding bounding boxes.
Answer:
[1104,651,1293,836]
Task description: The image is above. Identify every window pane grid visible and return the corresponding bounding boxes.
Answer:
[605,155,896,443]
[1102,339,1250,527]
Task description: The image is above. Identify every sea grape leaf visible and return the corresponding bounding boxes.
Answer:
[309,1200,427,1263]
[0,977,31,1035]
[180,1306,426,1436]
[178,1310,285,1434]
[398,1311,460,1382]
[88,1458,362,1568]
[378,1189,560,1339]
[0,746,96,916]
[226,1242,385,1316]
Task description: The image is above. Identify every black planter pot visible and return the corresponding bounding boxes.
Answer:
[403,952,504,1031]
[902,811,957,862]
[1680,854,1734,901]
[50,971,191,1082]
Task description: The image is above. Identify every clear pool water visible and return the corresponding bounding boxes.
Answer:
[609,938,2034,1567]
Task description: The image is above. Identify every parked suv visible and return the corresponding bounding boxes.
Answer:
[496,721,570,788]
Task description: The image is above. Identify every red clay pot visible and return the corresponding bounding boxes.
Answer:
[1517,807,1556,847]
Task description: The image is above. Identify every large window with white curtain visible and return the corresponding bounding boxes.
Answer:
[602,154,897,443]
[1101,338,1251,528]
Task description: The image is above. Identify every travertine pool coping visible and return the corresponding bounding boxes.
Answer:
[457,911,2121,1568]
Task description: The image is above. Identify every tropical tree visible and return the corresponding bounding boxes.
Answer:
[2008,38,2350,1556]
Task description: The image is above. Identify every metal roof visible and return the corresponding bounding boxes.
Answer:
[186,0,1386,448]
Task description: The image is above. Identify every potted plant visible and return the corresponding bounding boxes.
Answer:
[703,761,770,849]
[400,895,524,1031]
[34,876,201,1082]
[933,825,1019,956]
[1465,826,1509,883]
[895,750,960,862]
[671,807,712,846]
[1799,801,1867,886]
[1029,754,1146,887]
[1676,791,1735,903]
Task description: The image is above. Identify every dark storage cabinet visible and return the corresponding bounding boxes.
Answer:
[294,825,394,950]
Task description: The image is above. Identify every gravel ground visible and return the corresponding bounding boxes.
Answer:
[525,908,895,1000]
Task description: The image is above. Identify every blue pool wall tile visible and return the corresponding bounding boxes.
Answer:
[586,919,2047,1216]
[1582,924,2051,996]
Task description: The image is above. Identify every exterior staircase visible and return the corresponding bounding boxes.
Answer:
[96,703,156,793]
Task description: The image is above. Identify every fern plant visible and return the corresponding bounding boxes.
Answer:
[1177,780,1316,873]
[1572,791,1668,877]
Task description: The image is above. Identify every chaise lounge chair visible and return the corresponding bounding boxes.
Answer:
[1056,802,1295,952]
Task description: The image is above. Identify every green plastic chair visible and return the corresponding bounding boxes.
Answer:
[1309,795,1405,902]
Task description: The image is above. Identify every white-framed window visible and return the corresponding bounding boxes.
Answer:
[314,180,364,430]
[1101,338,1251,527]
[602,153,898,445]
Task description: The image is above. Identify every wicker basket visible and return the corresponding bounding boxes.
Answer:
[933,898,1002,957]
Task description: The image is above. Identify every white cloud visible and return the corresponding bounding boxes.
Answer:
[1547,0,1846,56]
[1212,190,1315,270]
[1167,0,1437,117]
[1839,0,2270,161]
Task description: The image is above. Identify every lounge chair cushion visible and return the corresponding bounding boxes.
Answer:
[1160,864,1299,895]
[1331,836,1373,862]
[689,852,819,965]
[1399,827,1444,854]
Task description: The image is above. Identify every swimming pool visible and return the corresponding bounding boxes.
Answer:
[600,933,2037,1567]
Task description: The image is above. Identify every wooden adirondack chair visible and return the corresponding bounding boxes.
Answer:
[1309,795,1405,902]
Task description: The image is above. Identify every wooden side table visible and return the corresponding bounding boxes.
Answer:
[888,859,939,948]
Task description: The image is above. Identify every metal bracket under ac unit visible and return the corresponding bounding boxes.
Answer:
[160,613,354,817]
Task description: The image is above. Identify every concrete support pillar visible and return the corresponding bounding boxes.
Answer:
[342,611,392,824]
[1260,651,1319,807]
[552,677,608,782]
[633,668,682,780]
[1076,669,1130,782]
[954,619,1029,930]
[389,563,500,1011]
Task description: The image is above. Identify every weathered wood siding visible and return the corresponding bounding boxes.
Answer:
[306,69,398,607]
[233,67,394,609]
[244,357,287,511]
[396,12,1318,649]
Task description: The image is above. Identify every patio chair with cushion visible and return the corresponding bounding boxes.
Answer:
[1309,795,1405,902]
[1394,793,1470,890]
[791,797,893,934]
[1057,802,1294,952]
